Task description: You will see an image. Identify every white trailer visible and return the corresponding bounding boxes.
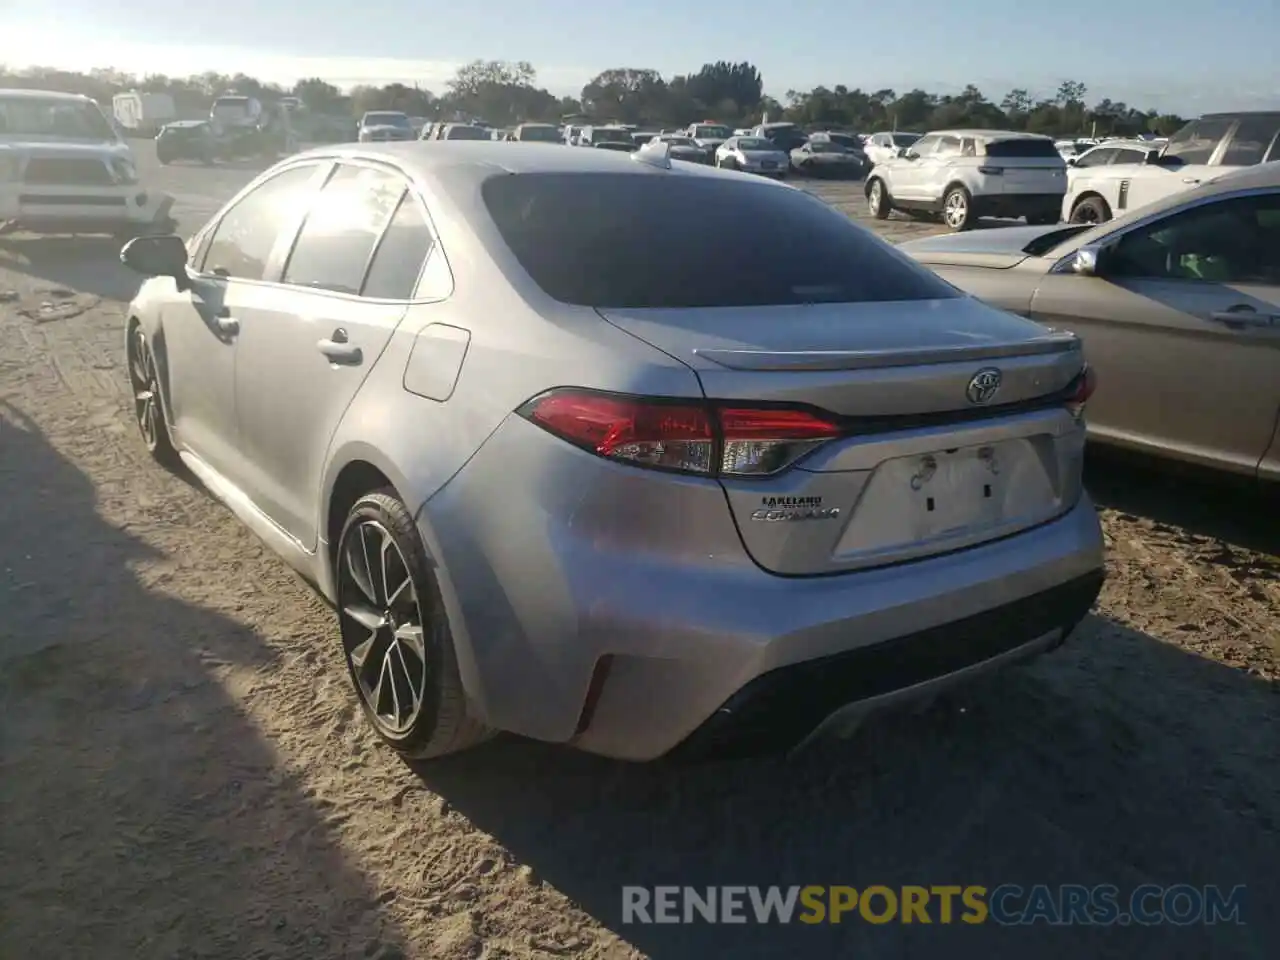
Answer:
[112,91,176,137]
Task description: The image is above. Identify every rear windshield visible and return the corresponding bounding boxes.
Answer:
[444,125,488,140]
[482,173,960,308]
[983,138,1060,158]
[591,128,632,144]
[518,125,560,142]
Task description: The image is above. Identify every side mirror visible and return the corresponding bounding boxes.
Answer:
[1070,243,1108,277]
[121,234,189,288]
[1143,150,1162,165]
[1067,157,1078,166]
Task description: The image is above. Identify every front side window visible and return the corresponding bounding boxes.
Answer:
[482,173,960,308]
[202,164,320,280]
[906,135,939,156]
[281,164,404,294]
[1075,148,1117,168]
[936,136,962,157]
[1162,118,1233,165]
[1112,148,1148,165]
[1106,192,1280,284]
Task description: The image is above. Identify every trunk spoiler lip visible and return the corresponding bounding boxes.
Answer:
[693,332,1081,372]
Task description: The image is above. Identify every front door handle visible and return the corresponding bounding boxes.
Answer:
[1182,177,1201,185]
[318,328,362,365]
[1208,306,1277,329]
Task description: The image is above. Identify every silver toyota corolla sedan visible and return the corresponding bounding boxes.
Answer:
[119,141,1106,763]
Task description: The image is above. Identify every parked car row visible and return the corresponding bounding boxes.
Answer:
[861,111,1280,234]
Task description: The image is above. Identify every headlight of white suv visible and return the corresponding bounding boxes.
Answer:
[110,156,138,184]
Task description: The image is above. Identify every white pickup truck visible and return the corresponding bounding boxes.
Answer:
[0,88,174,240]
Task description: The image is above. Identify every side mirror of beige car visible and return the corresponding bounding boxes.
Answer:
[1071,244,1106,276]
[121,234,190,290]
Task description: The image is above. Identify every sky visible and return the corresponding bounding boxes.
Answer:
[1,0,1276,115]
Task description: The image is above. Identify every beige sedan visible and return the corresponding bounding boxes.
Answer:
[898,161,1280,483]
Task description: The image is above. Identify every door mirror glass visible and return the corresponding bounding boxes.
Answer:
[1070,244,1109,276]
[121,234,188,282]
[1067,157,1078,166]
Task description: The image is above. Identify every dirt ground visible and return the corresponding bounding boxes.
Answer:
[1,152,1277,960]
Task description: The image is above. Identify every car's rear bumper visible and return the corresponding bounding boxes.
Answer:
[418,415,1106,761]
[971,192,1064,219]
[0,188,173,231]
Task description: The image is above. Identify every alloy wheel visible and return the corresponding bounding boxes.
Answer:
[944,191,968,229]
[338,520,429,735]
[869,181,883,214]
[128,328,162,449]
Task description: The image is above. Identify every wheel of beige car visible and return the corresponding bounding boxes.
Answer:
[126,323,180,469]
[942,185,975,231]
[335,491,493,760]
[867,178,891,219]
[1069,196,1111,225]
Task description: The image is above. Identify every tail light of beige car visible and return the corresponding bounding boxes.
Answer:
[1064,365,1097,422]
[518,388,842,478]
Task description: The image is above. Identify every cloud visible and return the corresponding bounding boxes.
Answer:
[1,31,593,95]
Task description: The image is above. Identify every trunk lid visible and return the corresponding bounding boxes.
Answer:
[599,299,1086,574]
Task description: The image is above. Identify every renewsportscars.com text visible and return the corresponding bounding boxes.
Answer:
[621,884,1246,926]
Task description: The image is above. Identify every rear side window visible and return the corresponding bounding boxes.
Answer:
[982,138,1060,159]
[481,173,960,309]
[361,194,435,299]
[1220,116,1280,166]
[281,164,403,294]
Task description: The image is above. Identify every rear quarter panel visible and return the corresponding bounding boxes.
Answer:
[925,261,1047,318]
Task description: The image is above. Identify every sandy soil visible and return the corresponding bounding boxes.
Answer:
[0,151,1277,960]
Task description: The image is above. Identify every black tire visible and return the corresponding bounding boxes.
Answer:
[126,323,181,470]
[1069,195,1111,225]
[335,491,494,760]
[866,177,892,219]
[942,184,976,231]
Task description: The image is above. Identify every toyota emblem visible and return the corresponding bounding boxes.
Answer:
[966,368,1002,405]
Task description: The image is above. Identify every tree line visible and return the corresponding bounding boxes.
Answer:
[1,61,1188,139]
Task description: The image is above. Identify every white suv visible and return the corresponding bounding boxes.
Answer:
[864,129,1066,231]
[1062,112,1280,224]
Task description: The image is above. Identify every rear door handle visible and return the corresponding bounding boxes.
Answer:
[317,328,362,364]
[1208,307,1278,328]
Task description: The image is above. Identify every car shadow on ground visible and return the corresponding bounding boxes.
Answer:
[0,400,406,959]
[1085,449,1280,559]
[419,601,1277,957]
[0,235,143,302]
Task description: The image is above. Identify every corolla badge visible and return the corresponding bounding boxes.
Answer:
[966,367,1003,405]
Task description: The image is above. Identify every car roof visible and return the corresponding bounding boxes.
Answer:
[292,141,767,184]
[928,129,1054,140]
[0,87,94,102]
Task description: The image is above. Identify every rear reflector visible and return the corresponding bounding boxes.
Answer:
[518,388,841,477]
[1065,364,1096,420]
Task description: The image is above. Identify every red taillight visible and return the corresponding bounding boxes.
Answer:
[1065,364,1097,420]
[519,389,841,477]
